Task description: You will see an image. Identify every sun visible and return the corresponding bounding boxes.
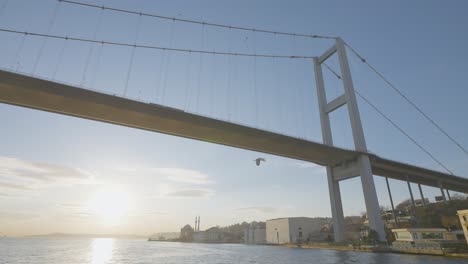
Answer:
[88,189,130,225]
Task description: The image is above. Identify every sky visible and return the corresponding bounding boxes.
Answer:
[0,0,467,236]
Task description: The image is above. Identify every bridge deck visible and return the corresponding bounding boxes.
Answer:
[0,69,466,193]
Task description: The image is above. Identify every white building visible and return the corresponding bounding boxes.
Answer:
[392,228,464,243]
[192,231,206,242]
[193,227,224,243]
[266,217,328,244]
[457,209,468,244]
[391,228,466,253]
[244,228,266,244]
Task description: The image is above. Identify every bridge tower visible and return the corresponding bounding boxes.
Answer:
[313,38,385,241]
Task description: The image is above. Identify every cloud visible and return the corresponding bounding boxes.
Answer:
[113,166,216,199]
[0,156,95,190]
[71,212,94,218]
[155,168,213,185]
[234,206,278,214]
[52,203,96,221]
[59,203,84,209]
[56,203,102,222]
[0,211,40,221]
[165,188,214,198]
[126,210,169,218]
[0,181,31,190]
[0,157,93,182]
[147,211,167,215]
[114,166,214,185]
[115,167,138,172]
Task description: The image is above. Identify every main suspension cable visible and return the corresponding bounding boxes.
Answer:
[28,0,465,157]
[345,42,468,155]
[0,28,314,59]
[59,0,336,40]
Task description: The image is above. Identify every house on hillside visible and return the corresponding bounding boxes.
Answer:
[457,209,468,244]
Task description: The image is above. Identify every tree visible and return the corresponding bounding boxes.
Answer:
[344,216,363,232]
[361,228,379,244]
[451,193,467,200]
[385,228,395,243]
[415,199,468,228]
[396,199,412,213]
[441,215,459,230]
[379,205,388,213]
[368,229,379,242]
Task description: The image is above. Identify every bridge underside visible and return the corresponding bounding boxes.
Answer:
[0,69,467,193]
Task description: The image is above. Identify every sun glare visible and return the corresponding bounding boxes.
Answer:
[88,189,130,225]
[91,238,113,264]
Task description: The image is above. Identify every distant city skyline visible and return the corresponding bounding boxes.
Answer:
[0,0,467,236]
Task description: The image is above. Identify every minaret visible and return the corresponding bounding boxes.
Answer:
[195,216,198,232]
[197,216,200,232]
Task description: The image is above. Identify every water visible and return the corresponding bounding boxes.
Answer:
[0,238,465,264]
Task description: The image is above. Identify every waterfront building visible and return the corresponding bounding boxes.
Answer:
[193,227,224,243]
[392,228,464,243]
[244,227,266,244]
[192,231,206,242]
[266,217,328,244]
[391,228,466,253]
[457,209,468,244]
[148,232,180,241]
[179,224,194,242]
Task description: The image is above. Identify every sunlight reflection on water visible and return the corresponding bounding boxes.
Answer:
[91,238,113,264]
[0,238,467,264]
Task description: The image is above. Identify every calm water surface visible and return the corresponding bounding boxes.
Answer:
[0,238,465,264]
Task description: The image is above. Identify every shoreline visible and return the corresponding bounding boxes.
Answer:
[148,239,468,258]
[284,243,468,258]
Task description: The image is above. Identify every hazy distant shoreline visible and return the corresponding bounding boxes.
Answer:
[21,233,147,239]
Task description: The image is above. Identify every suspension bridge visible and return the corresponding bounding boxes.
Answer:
[0,0,467,242]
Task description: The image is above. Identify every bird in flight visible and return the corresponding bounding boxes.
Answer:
[254,158,266,166]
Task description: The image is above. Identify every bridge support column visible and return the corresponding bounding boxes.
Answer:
[406,176,416,210]
[446,189,452,201]
[406,176,419,226]
[314,38,385,241]
[385,177,398,226]
[439,182,447,201]
[418,184,426,207]
[336,38,385,241]
[326,166,345,242]
[313,56,345,242]
[359,155,386,240]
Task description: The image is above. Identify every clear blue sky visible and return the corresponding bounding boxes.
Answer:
[0,0,467,236]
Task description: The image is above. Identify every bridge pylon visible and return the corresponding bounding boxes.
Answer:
[313,38,386,241]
